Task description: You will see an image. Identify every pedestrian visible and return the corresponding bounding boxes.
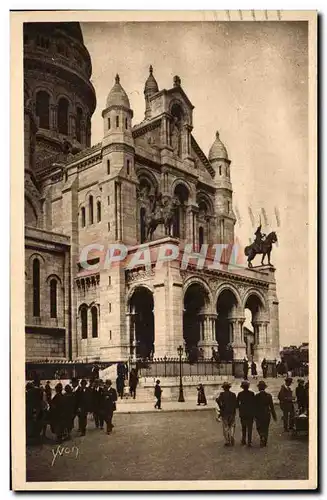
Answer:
[251,360,258,379]
[63,384,75,439]
[92,379,104,429]
[237,380,255,447]
[76,379,91,436]
[102,379,117,435]
[49,383,65,443]
[44,381,52,404]
[295,379,306,414]
[254,381,277,447]
[243,358,249,380]
[216,381,237,447]
[129,369,138,399]
[197,383,207,406]
[154,379,162,409]
[91,363,100,382]
[116,375,125,399]
[261,358,268,378]
[70,377,80,431]
[304,381,309,413]
[278,377,295,432]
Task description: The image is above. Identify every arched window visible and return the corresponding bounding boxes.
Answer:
[219,165,222,176]
[91,306,98,338]
[81,207,86,227]
[140,207,146,243]
[97,201,101,222]
[89,196,94,224]
[58,97,69,135]
[116,115,119,128]
[127,160,130,175]
[50,279,57,318]
[108,117,111,129]
[36,91,50,129]
[76,107,83,142]
[81,306,88,339]
[33,259,40,317]
[125,117,128,129]
[107,160,110,175]
[199,226,204,248]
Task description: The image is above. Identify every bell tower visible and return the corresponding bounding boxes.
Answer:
[209,131,236,244]
[101,74,137,245]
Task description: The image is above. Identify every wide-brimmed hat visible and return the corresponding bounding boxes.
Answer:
[222,381,231,389]
[241,380,250,388]
[257,380,267,389]
[297,378,305,384]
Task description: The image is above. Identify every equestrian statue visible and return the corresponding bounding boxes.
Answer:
[244,224,278,268]
[144,190,179,241]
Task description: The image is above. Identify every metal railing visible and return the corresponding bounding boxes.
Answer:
[131,359,234,378]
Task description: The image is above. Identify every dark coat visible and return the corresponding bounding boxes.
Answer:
[102,387,117,416]
[50,393,65,434]
[217,391,237,417]
[76,387,91,413]
[237,390,255,418]
[91,387,103,413]
[251,362,257,376]
[154,384,162,398]
[296,385,306,405]
[255,391,276,421]
[278,385,294,410]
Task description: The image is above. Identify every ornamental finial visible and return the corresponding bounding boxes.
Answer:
[115,74,120,84]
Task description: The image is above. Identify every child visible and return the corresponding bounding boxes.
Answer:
[154,380,162,410]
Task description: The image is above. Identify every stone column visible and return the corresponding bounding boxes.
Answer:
[198,314,218,359]
[253,320,270,367]
[231,317,247,360]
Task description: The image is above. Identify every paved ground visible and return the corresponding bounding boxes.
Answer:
[26,408,308,483]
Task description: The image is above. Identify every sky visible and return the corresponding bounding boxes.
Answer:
[81,21,308,348]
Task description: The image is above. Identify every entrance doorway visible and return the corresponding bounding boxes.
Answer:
[216,289,238,361]
[129,287,154,359]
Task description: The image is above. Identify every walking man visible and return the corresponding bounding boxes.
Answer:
[295,379,306,414]
[154,380,162,409]
[237,380,255,447]
[278,377,295,431]
[76,379,91,436]
[261,358,268,378]
[92,379,104,429]
[255,380,277,447]
[242,358,249,380]
[217,381,237,447]
[102,379,117,435]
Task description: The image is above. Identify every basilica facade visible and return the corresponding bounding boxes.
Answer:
[24,22,280,365]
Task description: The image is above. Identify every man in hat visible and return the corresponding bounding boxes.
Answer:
[76,379,91,436]
[237,380,255,447]
[217,381,237,446]
[102,379,117,435]
[154,380,162,409]
[255,381,277,447]
[278,377,295,431]
[295,379,306,414]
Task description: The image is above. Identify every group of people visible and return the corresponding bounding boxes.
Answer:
[26,377,118,444]
[242,358,269,380]
[215,376,309,448]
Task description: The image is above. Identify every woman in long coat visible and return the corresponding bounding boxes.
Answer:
[50,383,65,443]
[197,384,207,406]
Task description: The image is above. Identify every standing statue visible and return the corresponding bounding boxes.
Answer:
[244,225,278,268]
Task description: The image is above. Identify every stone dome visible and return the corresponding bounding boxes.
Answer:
[106,74,131,109]
[208,131,229,161]
[144,65,159,96]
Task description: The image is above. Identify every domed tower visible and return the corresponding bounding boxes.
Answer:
[23,22,96,171]
[101,74,136,244]
[143,65,159,120]
[209,131,236,244]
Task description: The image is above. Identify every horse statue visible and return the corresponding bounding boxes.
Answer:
[244,231,278,268]
[145,195,179,241]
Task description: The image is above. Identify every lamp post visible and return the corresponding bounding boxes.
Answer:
[177,345,185,402]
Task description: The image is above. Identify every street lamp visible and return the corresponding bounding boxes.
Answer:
[177,344,185,402]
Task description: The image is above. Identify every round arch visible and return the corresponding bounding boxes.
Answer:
[183,276,213,309]
[128,285,154,360]
[242,288,267,312]
[183,280,212,359]
[45,273,62,286]
[214,283,242,310]
[135,167,159,191]
[196,191,214,215]
[215,285,241,361]
[171,178,193,197]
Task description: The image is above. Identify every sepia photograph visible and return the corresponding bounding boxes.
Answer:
[11,9,317,490]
